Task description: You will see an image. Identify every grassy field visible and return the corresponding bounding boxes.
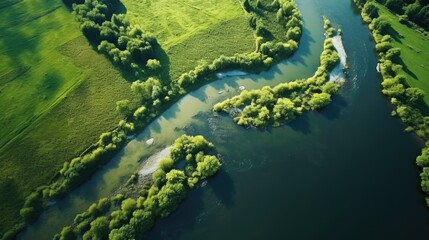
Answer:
[121,0,256,79]
[0,0,134,234]
[376,4,429,104]
[0,0,84,149]
[0,35,134,234]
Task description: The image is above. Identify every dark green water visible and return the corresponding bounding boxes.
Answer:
[20,0,429,239]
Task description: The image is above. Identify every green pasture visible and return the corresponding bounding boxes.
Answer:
[0,0,84,149]
[0,35,133,234]
[377,4,429,104]
[121,0,256,79]
[0,0,133,233]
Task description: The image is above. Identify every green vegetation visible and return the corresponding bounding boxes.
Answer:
[0,0,82,149]
[1,0,303,238]
[377,5,429,104]
[355,0,429,206]
[213,19,342,127]
[355,0,429,30]
[53,135,221,240]
[0,1,134,237]
[64,0,159,78]
[0,36,133,239]
[121,0,256,79]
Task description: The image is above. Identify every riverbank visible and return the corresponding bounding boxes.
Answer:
[354,0,429,206]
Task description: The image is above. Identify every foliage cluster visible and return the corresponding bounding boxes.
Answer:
[357,0,429,206]
[68,0,159,77]
[53,135,221,240]
[355,0,429,30]
[213,22,342,127]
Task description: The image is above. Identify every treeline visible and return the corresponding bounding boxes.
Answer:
[177,0,303,87]
[66,0,159,77]
[53,135,221,240]
[356,0,429,206]
[213,20,342,127]
[355,0,429,30]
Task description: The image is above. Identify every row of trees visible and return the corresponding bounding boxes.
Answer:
[54,135,221,240]
[355,0,429,30]
[68,0,159,77]
[213,22,342,127]
[357,1,429,206]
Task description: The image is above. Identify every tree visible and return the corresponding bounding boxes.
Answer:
[307,93,331,110]
[83,216,109,240]
[146,59,161,70]
[371,17,391,35]
[129,209,154,234]
[405,87,425,103]
[121,198,137,213]
[108,224,135,240]
[196,155,222,178]
[363,2,379,19]
[116,100,132,116]
[58,226,75,240]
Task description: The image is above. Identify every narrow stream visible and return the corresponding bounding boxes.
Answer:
[20,0,429,239]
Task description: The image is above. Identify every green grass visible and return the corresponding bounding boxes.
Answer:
[0,35,133,234]
[376,4,429,104]
[0,1,134,233]
[121,0,256,80]
[122,0,249,48]
[0,0,84,149]
[167,16,256,79]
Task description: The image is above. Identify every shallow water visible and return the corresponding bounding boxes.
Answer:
[19,0,429,239]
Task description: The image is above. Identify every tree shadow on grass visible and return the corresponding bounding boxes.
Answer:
[387,26,403,44]
[397,57,418,80]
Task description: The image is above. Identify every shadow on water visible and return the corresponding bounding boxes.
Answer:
[208,169,236,208]
[320,95,348,120]
[288,28,315,67]
[147,169,235,239]
[288,114,311,134]
[146,186,205,240]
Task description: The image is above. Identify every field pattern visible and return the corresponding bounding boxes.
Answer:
[0,0,83,148]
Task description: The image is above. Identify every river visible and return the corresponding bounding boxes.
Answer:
[19,0,429,239]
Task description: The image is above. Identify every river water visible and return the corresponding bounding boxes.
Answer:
[20,0,429,239]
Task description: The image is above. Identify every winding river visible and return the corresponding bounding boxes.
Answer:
[20,0,429,239]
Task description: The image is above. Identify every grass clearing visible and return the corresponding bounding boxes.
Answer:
[167,16,256,79]
[122,0,248,48]
[121,0,256,80]
[376,4,429,104]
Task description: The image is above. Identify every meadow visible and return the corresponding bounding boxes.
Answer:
[121,0,256,80]
[0,2,133,235]
[0,0,83,149]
